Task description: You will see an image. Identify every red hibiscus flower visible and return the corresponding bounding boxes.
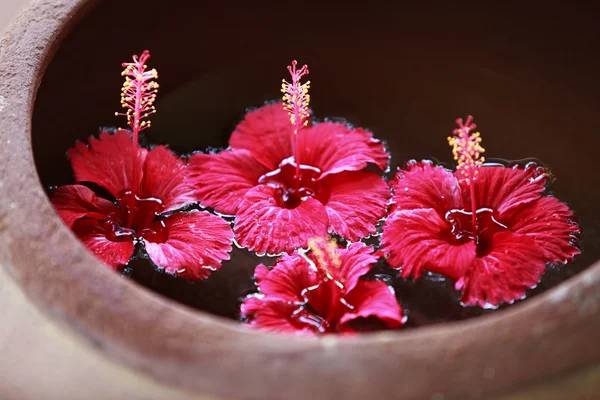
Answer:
[52,131,233,281]
[189,62,390,255]
[51,51,233,281]
[381,116,581,307]
[241,238,405,335]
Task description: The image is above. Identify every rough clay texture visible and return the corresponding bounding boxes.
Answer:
[0,1,599,400]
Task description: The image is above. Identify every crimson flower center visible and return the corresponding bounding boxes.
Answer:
[103,191,169,244]
[444,208,508,257]
[289,279,351,334]
[258,157,324,209]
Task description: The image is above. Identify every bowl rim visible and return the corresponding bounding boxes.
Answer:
[1,1,599,399]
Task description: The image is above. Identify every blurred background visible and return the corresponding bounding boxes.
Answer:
[0,0,24,34]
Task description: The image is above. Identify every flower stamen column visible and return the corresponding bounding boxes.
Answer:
[281,60,310,190]
[447,116,485,238]
[116,50,159,227]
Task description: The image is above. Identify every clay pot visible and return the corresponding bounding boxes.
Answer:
[1,1,599,399]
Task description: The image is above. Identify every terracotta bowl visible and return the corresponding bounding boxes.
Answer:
[1,1,599,399]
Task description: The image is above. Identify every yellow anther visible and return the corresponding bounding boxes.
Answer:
[116,51,159,132]
[448,116,485,183]
[282,61,310,130]
[308,236,342,276]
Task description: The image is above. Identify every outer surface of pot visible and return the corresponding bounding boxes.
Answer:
[0,1,599,399]
[0,0,23,32]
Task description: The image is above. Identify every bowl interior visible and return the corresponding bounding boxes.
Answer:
[32,0,600,324]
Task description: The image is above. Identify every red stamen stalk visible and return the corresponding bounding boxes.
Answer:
[281,60,310,190]
[468,170,478,232]
[116,50,159,227]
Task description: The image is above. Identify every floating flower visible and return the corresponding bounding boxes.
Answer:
[189,61,390,254]
[51,51,233,280]
[241,238,404,335]
[380,116,581,307]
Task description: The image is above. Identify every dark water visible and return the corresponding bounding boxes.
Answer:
[125,243,270,319]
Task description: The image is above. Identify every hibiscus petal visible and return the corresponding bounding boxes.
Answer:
[138,145,195,212]
[297,122,389,178]
[72,219,134,269]
[253,255,316,301]
[339,280,404,329]
[337,242,379,293]
[241,296,320,336]
[68,130,147,198]
[508,196,581,264]
[234,185,328,254]
[143,211,233,281]
[188,149,268,215]
[321,171,389,241]
[457,231,548,307]
[381,208,477,280]
[229,103,295,170]
[468,164,547,215]
[389,160,462,214]
[242,254,329,335]
[51,184,117,228]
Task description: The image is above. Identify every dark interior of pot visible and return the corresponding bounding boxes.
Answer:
[32,0,600,328]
